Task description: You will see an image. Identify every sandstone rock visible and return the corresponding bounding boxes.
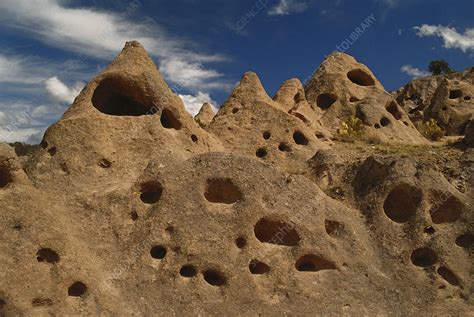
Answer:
[207,72,330,174]
[464,120,474,147]
[194,102,215,127]
[305,52,427,144]
[0,41,472,316]
[397,68,474,135]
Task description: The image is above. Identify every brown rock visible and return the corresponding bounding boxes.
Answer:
[305,52,427,144]
[194,102,215,127]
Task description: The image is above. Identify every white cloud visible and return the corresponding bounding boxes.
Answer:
[414,25,474,53]
[0,0,229,92]
[268,0,309,16]
[179,92,217,116]
[401,65,430,78]
[45,76,84,104]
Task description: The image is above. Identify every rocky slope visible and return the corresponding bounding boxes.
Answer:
[0,41,472,316]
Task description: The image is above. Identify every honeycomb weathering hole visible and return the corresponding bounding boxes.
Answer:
[380,117,391,127]
[36,248,60,264]
[437,267,460,286]
[295,254,337,272]
[347,69,375,86]
[278,143,291,152]
[0,165,12,189]
[293,131,309,145]
[254,218,300,246]
[235,236,247,249]
[160,109,182,130]
[140,181,163,204]
[386,102,403,120]
[203,270,227,286]
[256,148,267,158]
[449,90,463,99]
[68,282,87,297]
[430,195,463,224]
[249,260,270,274]
[317,93,337,109]
[325,220,346,238]
[383,184,422,223]
[204,178,242,204]
[410,247,437,267]
[455,234,473,248]
[150,245,167,259]
[263,131,271,140]
[180,265,197,278]
[92,77,154,116]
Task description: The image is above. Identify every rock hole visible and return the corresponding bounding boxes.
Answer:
[386,102,402,120]
[130,211,139,221]
[437,267,460,286]
[278,142,291,152]
[0,298,5,309]
[92,77,154,116]
[232,108,239,114]
[316,93,337,109]
[430,195,463,224]
[160,109,182,130]
[455,234,473,248]
[347,69,375,86]
[294,113,310,124]
[139,181,163,204]
[36,248,60,264]
[295,254,337,272]
[403,121,409,126]
[150,245,167,259]
[374,123,381,129]
[383,184,422,223]
[315,132,324,139]
[325,220,346,238]
[464,96,471,101]
[165,226,175,234]
[32,298,53,307]
[191,134,198,143]
[0,165,13,189]
[48,147,57,156]
[410,247,438,267]
[235,236,247,249]
[249,260,270,274]
[380,117,391,127]
[424,226,435,235]
[203,270,227,286]
[293,131,309,145]
[256,148,267,158]
[68,281,87,297]
[204,178,242,204]
[180,265,197,278]
[262,131,271,140]
[449,90,463,99]
[254,218,300,246]
[349,97,359,103]
[442,106,448,111]
[98,158,111,168]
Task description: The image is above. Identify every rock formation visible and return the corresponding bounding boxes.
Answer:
[305,52,427,144]
[194,102,215,127]
[396,68,474,135]
[0,41,472,316]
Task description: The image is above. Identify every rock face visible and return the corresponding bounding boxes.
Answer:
[194,102,215,127]
[396,68,474,135]
[305,52,427,144]
[0,42,473,316]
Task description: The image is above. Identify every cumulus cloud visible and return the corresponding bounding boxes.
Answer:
[401,65,430,78]
[414,25,474,53]
[268,0,309,16]
[0,0,229,92]
[45,77,84,104]
[179,92,217,116]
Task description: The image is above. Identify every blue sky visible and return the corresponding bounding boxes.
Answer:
[0,0,473,143]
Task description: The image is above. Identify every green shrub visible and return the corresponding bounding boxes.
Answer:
[420,119,444,141]
[337,117,365,141]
